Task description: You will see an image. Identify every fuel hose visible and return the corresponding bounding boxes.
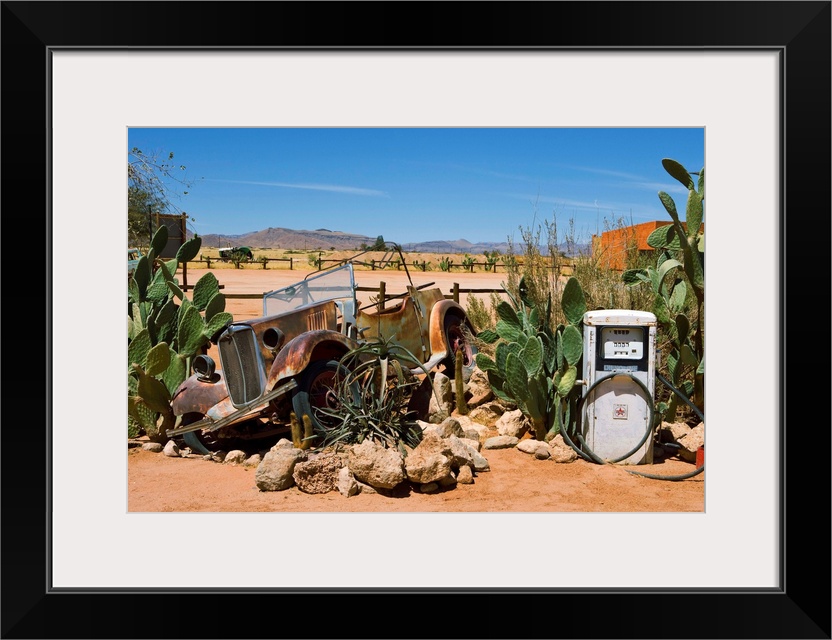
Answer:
[559,372,704,482]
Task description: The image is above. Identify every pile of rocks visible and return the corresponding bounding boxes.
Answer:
[254,416,491,496]
[131,366,703,496]
[657,420,705,462]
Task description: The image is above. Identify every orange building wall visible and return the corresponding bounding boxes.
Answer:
[592,220,702,271]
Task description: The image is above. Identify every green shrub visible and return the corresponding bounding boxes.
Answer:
[501,212,557,328]
[465,295,492,333]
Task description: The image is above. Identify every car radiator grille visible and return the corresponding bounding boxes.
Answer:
[218,326,266,407]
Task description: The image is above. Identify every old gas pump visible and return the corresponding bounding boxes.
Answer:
[581,310,657,465]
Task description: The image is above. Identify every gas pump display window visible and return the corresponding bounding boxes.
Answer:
[598,326,647,372]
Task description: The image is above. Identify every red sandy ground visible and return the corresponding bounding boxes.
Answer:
[128,441,704,513]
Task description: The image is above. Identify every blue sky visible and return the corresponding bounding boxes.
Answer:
[127,127,704,245]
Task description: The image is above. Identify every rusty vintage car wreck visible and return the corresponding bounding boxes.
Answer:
[167,243,477,454]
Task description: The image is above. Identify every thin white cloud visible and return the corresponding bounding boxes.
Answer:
[499,192,605,210]
[407,160,538,183]
[631,181,690,195]
[446,163,538,183]
[208,178,388,197]
[552,163,645,181]
[499,192,666,222]
[554,164,692,196]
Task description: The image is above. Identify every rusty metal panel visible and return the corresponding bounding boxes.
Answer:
[170,373,229,417]
[267,330,358,387]
[354,296,425,363]
[307,308,328,331]
[168,379,298,436]
[413,287,444,359]
[352,286,453,366]
[236,300,338,366]
[427,299,468,358]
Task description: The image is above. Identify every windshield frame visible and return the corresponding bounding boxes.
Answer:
[262,262,357,317]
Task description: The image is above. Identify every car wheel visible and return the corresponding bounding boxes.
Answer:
[291,359,355,442]
[442,314,477,379]
[176,412,222,456]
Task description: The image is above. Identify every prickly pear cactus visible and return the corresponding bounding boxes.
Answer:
[127,227,233,441]
[475,276,587,441]
[622,158,704,419]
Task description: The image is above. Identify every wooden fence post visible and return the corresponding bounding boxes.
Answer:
[452,282,460,303]
[378,281,386,311]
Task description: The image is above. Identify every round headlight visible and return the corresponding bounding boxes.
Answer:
[193,354,216,381]
[263,327,285,352]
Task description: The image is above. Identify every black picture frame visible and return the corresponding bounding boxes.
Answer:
[2,2,829,638]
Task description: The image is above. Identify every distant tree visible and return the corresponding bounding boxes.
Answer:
[128,186,166,247]
[128,147,196,248]
[371,235,386,251]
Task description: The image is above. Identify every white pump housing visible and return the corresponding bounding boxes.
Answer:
[582,310,657,465]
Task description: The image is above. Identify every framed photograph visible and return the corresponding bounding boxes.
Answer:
[3,2,828,638]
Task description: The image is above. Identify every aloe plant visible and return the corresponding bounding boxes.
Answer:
[127,226,233,441]
[316,336,434,455]
[475,276,587,441]
[622,158,704,418]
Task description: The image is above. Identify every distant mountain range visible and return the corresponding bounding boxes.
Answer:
[196,227,588,256]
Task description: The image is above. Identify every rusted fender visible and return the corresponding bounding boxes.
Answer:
[227,300,337,369]
[427,299,472,359]
[267,329,359,388]
[170,372,229,417]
